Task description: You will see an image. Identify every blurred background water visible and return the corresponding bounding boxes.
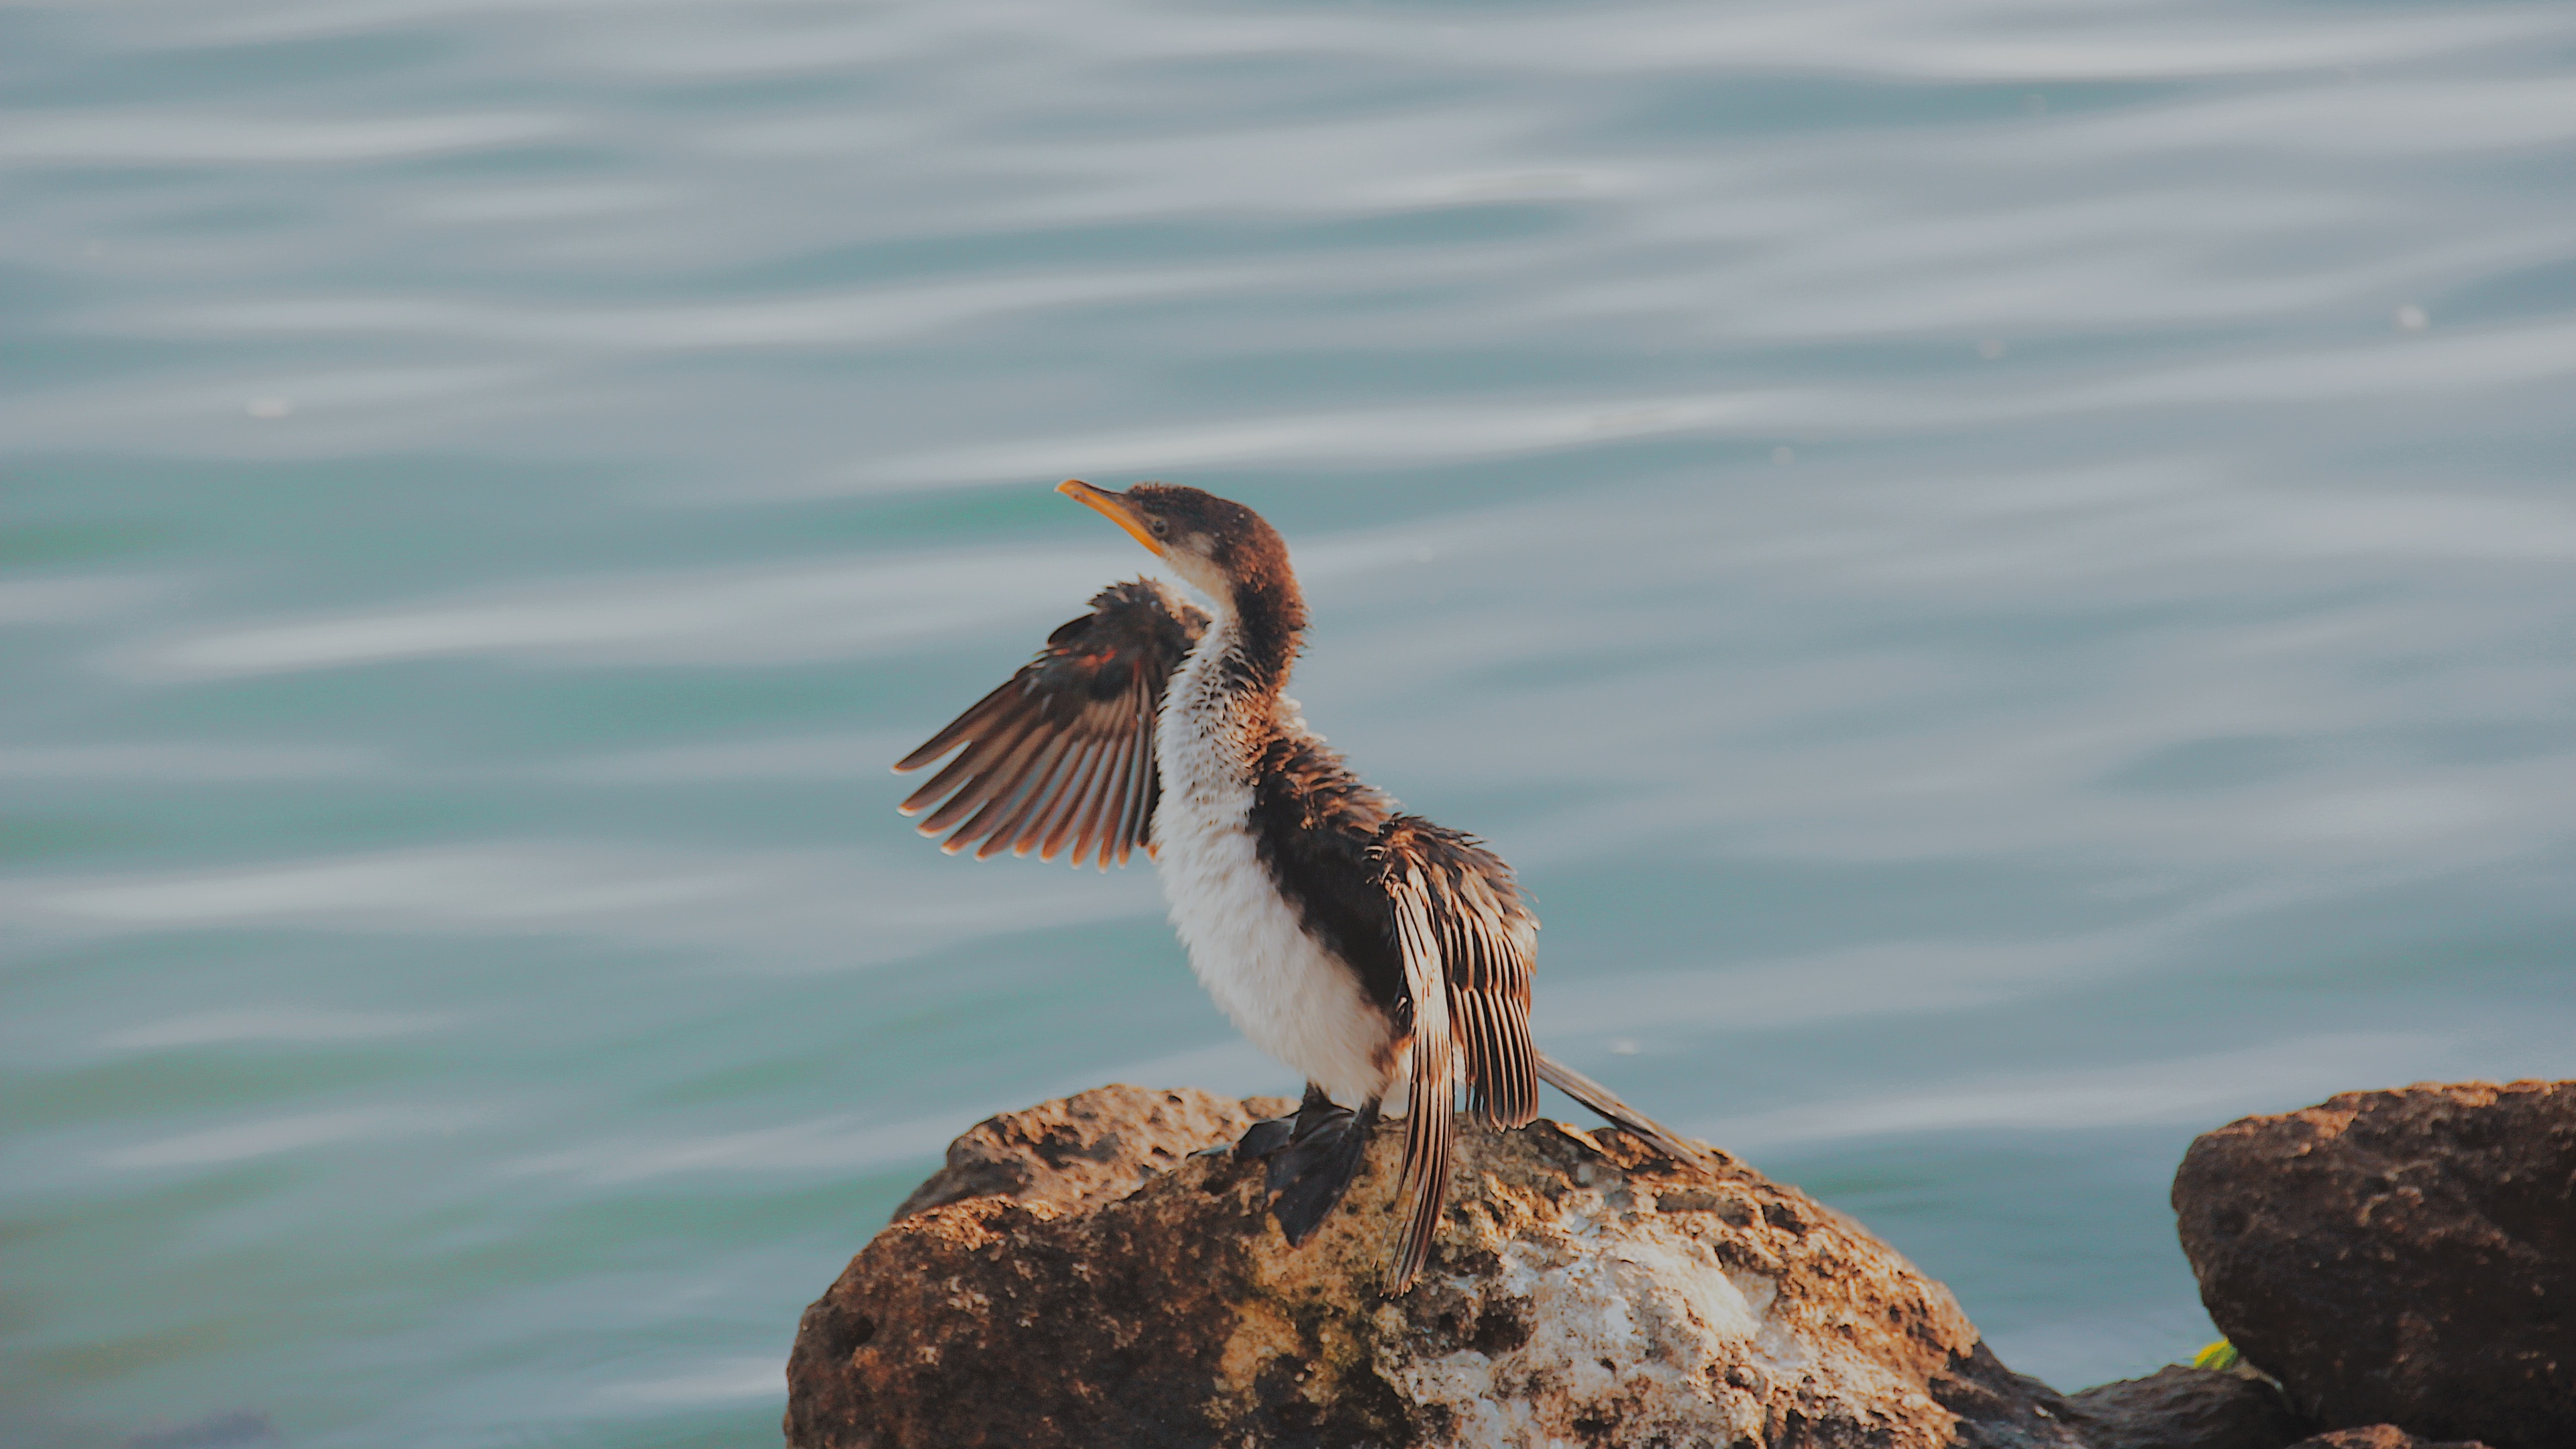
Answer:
[5,0,2574,1443]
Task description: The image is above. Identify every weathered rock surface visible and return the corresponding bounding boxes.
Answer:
[2173,1080,2575,1449]
[2283,1428,2493,1449]
[2064,1364,2305,1449]
[891,1083,1295,1221]
[788,1084,2087,1449]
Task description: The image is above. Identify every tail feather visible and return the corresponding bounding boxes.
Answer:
[1535,1051,1718,1176]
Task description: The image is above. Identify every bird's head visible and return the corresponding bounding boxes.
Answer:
[1056,480,1297,614]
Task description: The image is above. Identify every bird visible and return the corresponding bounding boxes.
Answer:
[890,480,1712,1292]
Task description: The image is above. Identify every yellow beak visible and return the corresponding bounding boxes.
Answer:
[1057,479,1164,556]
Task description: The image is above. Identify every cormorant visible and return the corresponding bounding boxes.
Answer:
[894,480,1710,1291]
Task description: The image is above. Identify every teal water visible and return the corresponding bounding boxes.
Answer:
[7,1,2575,1443]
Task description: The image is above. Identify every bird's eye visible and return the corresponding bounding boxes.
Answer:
[1148,519,1170,538]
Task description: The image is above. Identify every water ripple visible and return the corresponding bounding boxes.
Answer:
[8,0,2573,1436]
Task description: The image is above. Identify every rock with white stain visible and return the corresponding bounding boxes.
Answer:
[786,1085,2086,1448]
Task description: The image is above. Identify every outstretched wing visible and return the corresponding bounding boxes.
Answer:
[1377,817,1540,1291]
[892,578,1206,868]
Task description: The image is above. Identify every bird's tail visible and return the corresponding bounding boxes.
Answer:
[1535,1051,1719,1176]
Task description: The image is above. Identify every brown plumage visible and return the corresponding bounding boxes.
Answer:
[895,579,1205,867]
[1378,819,1539,1287]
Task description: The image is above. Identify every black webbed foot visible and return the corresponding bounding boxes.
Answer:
[1264,1093,1381,1247]
[1232,1082,1332,1165]
[1227,1116,1294,1161]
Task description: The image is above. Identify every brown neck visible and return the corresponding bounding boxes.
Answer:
[1218,572,1305,700]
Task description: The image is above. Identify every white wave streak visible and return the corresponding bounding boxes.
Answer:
[1702,1034,2449,1150]
[0,744,379,782]
[504,1112,967,1185]
[853,391,1813,486]
[845,311,2576,483]
[17,843,1144,968]
[594,1358,783,1407]
[133,268,1261,354]
[103,1008,449,1051]
[103,1106,468,1169]
[0,111,568,164]
[131,545,1133,679]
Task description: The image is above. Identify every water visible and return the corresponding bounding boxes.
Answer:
[5,0,2574,1442]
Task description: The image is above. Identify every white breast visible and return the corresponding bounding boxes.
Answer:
[1152,617,1395,1107]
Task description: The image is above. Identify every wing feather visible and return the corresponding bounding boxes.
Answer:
[1378,817,1542,1293]
[1052,676,1152,869]
[892,579,1205,867]
[1388,869,1456,1295]
[892,679,1016,773]
[1071,702,1134,868]
[1036,735,1112,862]
[910,704,1055,833]
[1095,682,1157,867]
[897,704,1035,816]
[1037,732,1118,859]
[973,728,1082,859]
[1376,819,1539,1133]
[920,722,1054,840]
[1110,692,1160,864]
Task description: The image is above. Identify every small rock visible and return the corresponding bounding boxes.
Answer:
[2173,1079,2576,1449]
[2066,1363,2306,1449]
[790,1088,2086,1448]
[2286,1428,2492,1449]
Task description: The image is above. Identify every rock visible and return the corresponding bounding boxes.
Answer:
[788,1085,2087,1449]
[890,1083,1295,1221]
[2172,1080,2576,1449]
[2065,1363,2306,1449]
[2284,1428,2493,1449]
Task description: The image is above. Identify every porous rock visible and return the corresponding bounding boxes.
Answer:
[2065,1363,2304,1449]
[2284,1428,2493,1449]
[788,1084,2086,1449]
[2172,1080,2575,1449]
[890,1083,1295,1220]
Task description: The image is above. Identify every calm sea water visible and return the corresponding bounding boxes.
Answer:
[7,1,2575,1444]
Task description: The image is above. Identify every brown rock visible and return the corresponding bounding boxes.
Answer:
[788,1087,2086,1449]
[2284,1427,2493,1449]
[2066,1363,2306,1449]
[890,1084,1295,1220]
[2172,1080,2576,1449]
